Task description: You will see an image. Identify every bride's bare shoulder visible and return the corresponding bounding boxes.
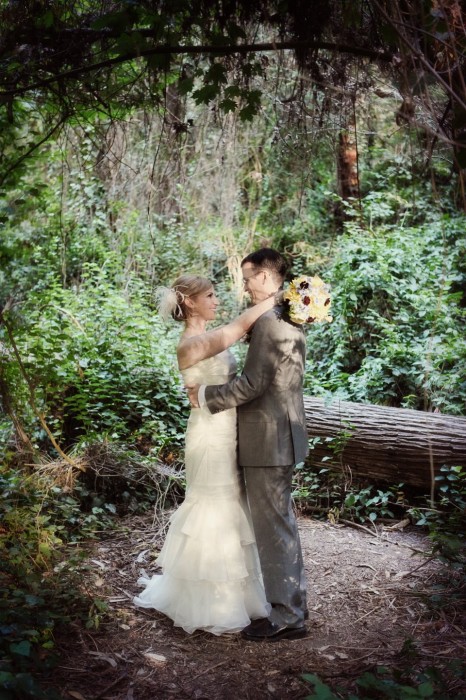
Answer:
[177,331,207,370]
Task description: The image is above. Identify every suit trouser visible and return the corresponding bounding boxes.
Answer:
[243,464,307,627]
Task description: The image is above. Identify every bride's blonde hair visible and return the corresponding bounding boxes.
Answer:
[156,275,212,322]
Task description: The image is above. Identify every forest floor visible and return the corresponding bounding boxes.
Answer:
[42,513,466,700]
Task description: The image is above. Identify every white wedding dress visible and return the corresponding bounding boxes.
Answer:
[133,350,270,635]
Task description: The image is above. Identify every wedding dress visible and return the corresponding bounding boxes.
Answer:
[133,350,270,635]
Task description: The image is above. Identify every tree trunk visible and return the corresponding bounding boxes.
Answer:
[304,397,466,489]
[337,117,360,202]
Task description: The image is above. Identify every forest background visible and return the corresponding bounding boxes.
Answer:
[0,1,465,698]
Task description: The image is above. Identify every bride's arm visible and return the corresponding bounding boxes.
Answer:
[177,293,279,370]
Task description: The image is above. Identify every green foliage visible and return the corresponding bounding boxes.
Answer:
[0,441,186,698]
[302,673,340,699]
[304,212,466,413]
[409,465,466,570]
[343,485,396,523]
[0,467,96,699]
[0,13,464,698]
[292,462,337,512]
[294,429,404,525]
[1,266,188,455]
[253,122,337,246]
[303,660,466,699]
[293,459,404,525]
[0,130,109,300]
[0,119,207,305]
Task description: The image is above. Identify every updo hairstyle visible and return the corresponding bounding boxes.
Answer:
[156,275,213,322]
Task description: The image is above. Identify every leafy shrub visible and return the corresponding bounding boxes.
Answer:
[343,485,397,523]
[1,265,188,455]
[304,213,466,413]
[303,660,466,699]
[409,465,466,570]
[293,460,405,526]
[0,468,90,699]
[0,437,187,697]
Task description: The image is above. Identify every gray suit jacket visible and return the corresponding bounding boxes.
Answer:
[205,305,309,467]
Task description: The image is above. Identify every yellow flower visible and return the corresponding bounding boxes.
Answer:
[309,275,326,289]
[283,287,301,304]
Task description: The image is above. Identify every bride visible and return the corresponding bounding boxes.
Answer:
[133,274,277,635]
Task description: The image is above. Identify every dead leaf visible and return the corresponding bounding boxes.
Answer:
[90,559,107,569]
[394,571,410,579]
[382,518,410,531]
[143,652,167,666]
[68,692,87,700]
[136,549,150,562]
[87,650,117,668]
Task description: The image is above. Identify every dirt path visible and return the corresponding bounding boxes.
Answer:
[44,515,465,699]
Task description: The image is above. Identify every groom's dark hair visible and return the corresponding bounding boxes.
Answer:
[241,248,288,281]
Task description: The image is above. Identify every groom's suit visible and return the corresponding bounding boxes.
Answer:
[204,304,309,627]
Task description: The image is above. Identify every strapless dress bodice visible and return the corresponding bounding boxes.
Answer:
[181,349,237,386]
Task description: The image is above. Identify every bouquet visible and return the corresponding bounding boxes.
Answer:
[282,275,332,325]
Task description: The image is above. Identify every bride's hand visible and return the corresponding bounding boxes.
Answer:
[185,383,200,408]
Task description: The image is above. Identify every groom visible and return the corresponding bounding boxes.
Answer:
[187,248,308,641]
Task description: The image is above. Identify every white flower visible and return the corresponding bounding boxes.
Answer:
[283,275,332,325]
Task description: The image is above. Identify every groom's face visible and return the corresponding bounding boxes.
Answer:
[242,262,267,304]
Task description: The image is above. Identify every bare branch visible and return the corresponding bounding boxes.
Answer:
[370,0,466,113]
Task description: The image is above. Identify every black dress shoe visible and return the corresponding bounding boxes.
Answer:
[241,618,307,642]
[250,610,308,625]
[246,617,269,629]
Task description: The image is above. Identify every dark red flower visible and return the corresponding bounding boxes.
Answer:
[299,281,309,289]
[324,298,330,306]
[307,316,315,323]
[303,296,310,305]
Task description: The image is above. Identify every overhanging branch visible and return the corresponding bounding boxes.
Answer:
[0,39,395,99]
[0,114,69,186]
[370,0,466,113]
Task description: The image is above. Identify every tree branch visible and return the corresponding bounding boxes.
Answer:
[0,114,68,186]
[370,0,466,113]
[0,39,394,99]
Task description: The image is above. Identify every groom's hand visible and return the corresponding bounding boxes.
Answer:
[186,383,200,408]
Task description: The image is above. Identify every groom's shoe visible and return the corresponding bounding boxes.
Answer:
[250,609,308,625]
[241,618,307,642]
[246,617,269,629]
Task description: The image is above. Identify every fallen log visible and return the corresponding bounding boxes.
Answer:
[304,397,466,489]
